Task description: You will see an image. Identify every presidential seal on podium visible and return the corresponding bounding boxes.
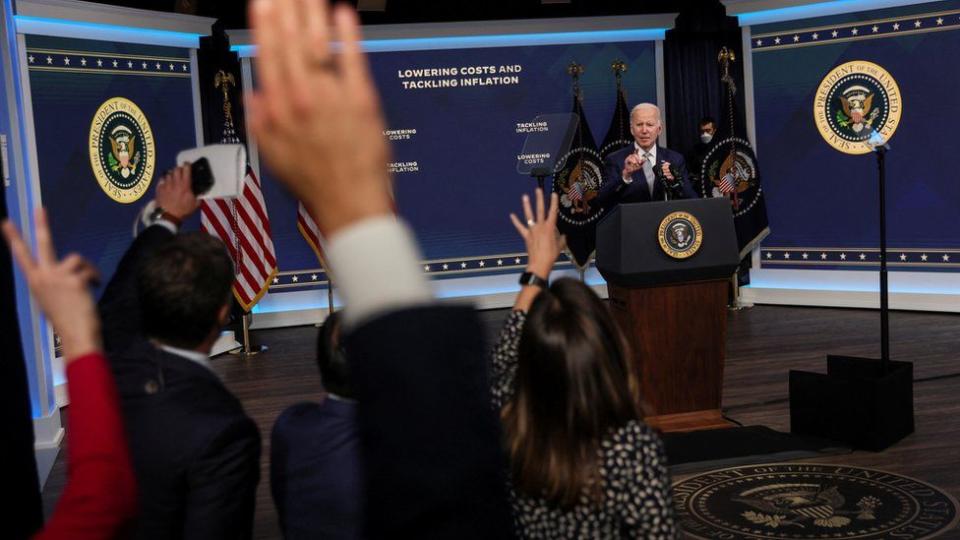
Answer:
[88,97,156,203]
[658,211,703,259]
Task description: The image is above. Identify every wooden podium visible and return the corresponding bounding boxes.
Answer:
[596,198,740,433]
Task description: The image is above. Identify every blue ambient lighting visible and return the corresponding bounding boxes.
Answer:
[735,0,931,26]
[15,15,204,48]
[232,27,667,56]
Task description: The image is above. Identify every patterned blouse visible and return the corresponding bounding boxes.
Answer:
[491,310,677,539]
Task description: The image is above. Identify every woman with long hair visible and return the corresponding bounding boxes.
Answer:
[491,189,676,538]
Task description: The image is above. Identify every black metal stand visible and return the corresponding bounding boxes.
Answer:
[876,147,890,370]
[530,167,549,191]
[788,144,914,451]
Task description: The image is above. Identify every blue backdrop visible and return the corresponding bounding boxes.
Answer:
[255,39,658,291]
[751,0,960,271]
[26,35,197,293]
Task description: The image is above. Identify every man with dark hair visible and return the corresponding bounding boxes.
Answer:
[688,116,717,189]
[98,165,260,540]
[271,311,363,539]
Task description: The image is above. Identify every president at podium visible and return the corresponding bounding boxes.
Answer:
[593,103,697,207]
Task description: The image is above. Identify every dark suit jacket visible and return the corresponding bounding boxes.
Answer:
[271,398,362,540]
[98,224,260,540]
[343,306,517,540]
[594,144,697,209]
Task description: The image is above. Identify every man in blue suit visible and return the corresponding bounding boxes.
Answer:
[271,311,363,540]
[594,103,697,208]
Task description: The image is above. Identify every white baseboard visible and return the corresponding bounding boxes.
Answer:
[742,269,960,312]
[33,408,63,450]
[250,269,609,329]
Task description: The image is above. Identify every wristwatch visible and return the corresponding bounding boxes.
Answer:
[148,206,183,227]
[518,271,549,289]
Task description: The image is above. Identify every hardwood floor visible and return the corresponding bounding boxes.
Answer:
[40,305,960,539]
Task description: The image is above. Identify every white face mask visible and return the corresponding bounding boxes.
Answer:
[700,132,714,144]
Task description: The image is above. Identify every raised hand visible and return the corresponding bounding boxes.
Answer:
[155,164,200,220]
[3,208,102,361]
[510,188,565,280]
[246,0,393,236]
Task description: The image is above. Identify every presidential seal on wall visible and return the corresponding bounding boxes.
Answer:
[658,211,702,259]
[814,60,902,155]
[88,97,155,203]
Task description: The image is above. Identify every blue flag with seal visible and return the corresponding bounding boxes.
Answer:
[600,60,633,159]
[699,48,769,258]
[552,63,606,271]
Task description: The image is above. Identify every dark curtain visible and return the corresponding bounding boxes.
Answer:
[663,1,746,158]
[1,148,44,536]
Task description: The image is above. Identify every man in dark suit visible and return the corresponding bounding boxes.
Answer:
[246,2,516,538]
[594,102,697,208]
[271,311,363,540]
[98,166,260,540]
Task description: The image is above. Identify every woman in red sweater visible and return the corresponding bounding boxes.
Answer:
[4,208,137,539]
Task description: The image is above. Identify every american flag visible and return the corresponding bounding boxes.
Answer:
[297,202,328,270]
[200,92,277,311]
[568,180,584,202]
[718,172,736,194]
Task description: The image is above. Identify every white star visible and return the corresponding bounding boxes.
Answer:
[80,58,87,66]
[899,253,907,261]
[859,253,866,260]
[914,20,922,28]
[479,261,485,267]
[497,259,503,266]
[802,253,809,259]
[832,30,839,37]
[821,253,828,260]
[812,33,819,40]
[97,58,103,66]
[181,64,188,71]
[155,62,161,69]
[756,39,763,46]
[63,57,70,65]
[460,262,467,269]
[442,263,449,270]
[872,25,879,33]
[169,63,174,70]
[783,252,791,259]
[311,274,318,280]
[28,55,34,63]
[840,253,847,260]
[893,23,900,30]
[793,35,800,42]
[944,254,951,262]
[774,37,781,44]
[937,17,944,25]
[851,28,859,35]
[423,265,430,272]
[765,252,772,259]
[127,61,133,68]
[142,62,147,69]
[272,277,279,284]
[921,253,928,261]
[292,275,298,282]
[46,56,53,64]
[515,258,521,264]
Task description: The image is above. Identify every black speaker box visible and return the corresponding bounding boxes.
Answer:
[789,355,914,451]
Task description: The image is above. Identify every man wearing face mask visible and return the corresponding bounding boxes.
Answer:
[688,117,717,189]
[594,103,697,209]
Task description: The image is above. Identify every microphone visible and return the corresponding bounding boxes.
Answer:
[653,161,683,200]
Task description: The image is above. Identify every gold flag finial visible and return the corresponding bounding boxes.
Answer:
[567,62,584,78]
[611,59,627,75]
[214,69,237,122]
